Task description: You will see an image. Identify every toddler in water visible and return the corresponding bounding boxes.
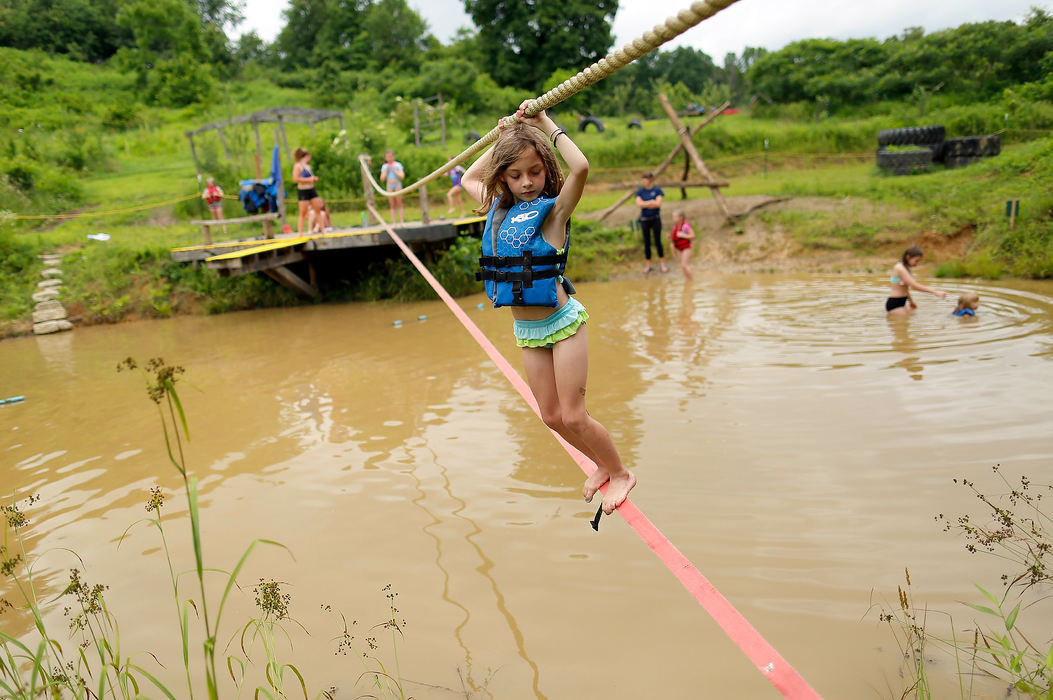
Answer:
[462,100,636,516]
[953,292,979,317]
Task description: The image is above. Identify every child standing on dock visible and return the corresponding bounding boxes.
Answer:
[462,100,636,516]
[380,150,406,225]
[293,148,330,234]
[201,177,227,234]
[446,159,466,217]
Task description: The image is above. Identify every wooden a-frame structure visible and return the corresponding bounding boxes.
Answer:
[185,107,344,180]
[599,96,732,222]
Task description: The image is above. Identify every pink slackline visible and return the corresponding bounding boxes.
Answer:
[367,206,823,699]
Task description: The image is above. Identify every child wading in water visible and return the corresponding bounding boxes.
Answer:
[462,100,636,516]
[669,209,696,280]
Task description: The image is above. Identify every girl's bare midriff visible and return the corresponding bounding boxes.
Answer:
[509,286,571,321]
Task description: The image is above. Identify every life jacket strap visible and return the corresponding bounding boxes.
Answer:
[478,251,567,268]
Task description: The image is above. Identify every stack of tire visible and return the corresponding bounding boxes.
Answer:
[876,125,1001,175]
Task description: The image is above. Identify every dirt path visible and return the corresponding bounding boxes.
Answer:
[581,194,974,274]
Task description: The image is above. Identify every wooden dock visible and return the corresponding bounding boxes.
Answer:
[170,216,485,297]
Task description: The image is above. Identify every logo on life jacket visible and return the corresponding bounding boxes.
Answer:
[509,210,540,224]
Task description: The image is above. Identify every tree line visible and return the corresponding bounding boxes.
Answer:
[0,0,1050,114]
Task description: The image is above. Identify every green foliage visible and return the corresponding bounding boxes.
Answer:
[0,0,133,61]
[748,11,1053,111]
[149,55,219,107]
[276,0,427,74]
[879,467,1053,699]
[464,0,617,91]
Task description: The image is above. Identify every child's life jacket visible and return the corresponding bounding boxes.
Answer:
[477,197,571,307]
[204,185,223,204]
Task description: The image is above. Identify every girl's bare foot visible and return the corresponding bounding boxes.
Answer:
[601,470,637,515]
[583,468,610,502]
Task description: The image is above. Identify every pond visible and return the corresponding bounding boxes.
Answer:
[3,272,1052,698]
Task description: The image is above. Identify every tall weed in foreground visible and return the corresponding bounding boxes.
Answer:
[0,358,411,699]
[877,466,1053,699]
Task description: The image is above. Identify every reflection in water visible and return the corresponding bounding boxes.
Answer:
[888,316,924,380]
[2,276,1052,698]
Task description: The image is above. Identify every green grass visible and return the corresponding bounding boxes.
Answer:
[3,45,1053,335]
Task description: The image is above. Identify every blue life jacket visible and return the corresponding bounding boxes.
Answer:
[477,197,570,307]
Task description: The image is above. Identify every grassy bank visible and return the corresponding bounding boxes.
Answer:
[3,49,1052,337]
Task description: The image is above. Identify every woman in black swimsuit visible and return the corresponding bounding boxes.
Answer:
[292,147,329,234]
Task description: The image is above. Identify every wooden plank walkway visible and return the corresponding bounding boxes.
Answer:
[170,216,486,297]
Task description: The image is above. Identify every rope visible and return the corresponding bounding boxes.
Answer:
[12,192,201,220]
[366,202,822,698]
[358,0,742,200]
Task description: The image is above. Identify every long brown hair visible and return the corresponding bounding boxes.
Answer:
[901,245,923,268]
[474,123,565,214]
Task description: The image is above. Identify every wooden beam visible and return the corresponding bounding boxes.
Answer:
[360,154,376,225]
[607,180,729,189]
[277,115,292,168]
[187,134,202,183]
[264,265,319,298]
[190,213,279,226]
[598,100,731,220]
[658,93,731,221]
[217,127,230,160]
[419,183,429,224]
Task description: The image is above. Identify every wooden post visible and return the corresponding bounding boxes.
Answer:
[438,94,446,149]
[253,119,262,169]
[360,155,376,225]
[274,128,286,233]
[186,133,202,182]
[217,127,231,160]
[413,100,421,147]
[1006,200,1019,230]
[199,222,212,245]
[680,151,690,199]
[598,100,731,221]
[277,114,292,167]
[419,183,429,224]
[658,93,731,221]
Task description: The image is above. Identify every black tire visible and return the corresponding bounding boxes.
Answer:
[578,116,605,133]
[877,125,945,147]
[628,118,642,129]
[977,133,1001,157]
[929,141,946,163]
[944,155,982,169]
[464,130,481,145]
[942,136,984,158]
[876,148,933,175]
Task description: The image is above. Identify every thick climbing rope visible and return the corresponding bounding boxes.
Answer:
[364,3,823,694]
[367,204,823,699]
[359,0,742,199]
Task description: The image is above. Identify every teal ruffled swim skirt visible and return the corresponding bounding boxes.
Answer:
[513,297,589,348]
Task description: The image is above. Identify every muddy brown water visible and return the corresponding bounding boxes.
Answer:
[3,273,1053,698]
